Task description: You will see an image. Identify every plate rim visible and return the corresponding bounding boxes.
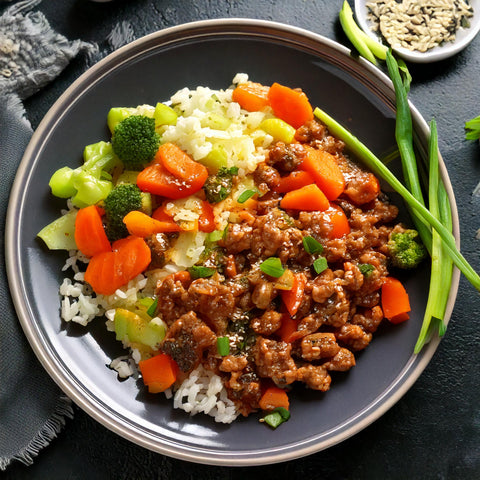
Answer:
[5,18,460,465]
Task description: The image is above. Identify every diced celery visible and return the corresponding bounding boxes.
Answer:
[107,105,156,134]
[107,107,135,134]
[260,118,296,144]
[114,308,166,349]
[201,113,231,130]
[49,166,77,198]
[37,209,77,250]
[199,145,228,173]
[154,102,177,126]
[140,192,152,216]
[116,170,139,185]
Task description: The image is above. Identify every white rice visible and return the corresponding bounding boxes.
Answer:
[173,364,239,424]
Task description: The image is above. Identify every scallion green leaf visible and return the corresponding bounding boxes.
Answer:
[358,263,375,277]
[146,297,158,317]
[237,189,257,203]
[216,336,230,356]
[313,257,328,274]
[188,265,216,279]
[262,407,291,429]
[302,236,323,255]
[207,230,224,243]
[259,257,285,278]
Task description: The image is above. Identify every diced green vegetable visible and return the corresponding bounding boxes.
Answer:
[107,105,155,134]
[188,265,216,279]
[262,407,291,429]
[260,118,296,143]
[48,167,77,198]
[201,112,231,130]
[199,145,229,173]
[237,189,257,204]
[313,257,328,274]
[302,236,323,255]
[116,170,139,185]
[114,308,166,349]
[358,263,375,277]
[48,141,120,208]
[260,257,285,278]
[37,209,78,250]
[216,336,230,356]
[146,298,158,317]
[154,102,178,127]
[207,230,224,243]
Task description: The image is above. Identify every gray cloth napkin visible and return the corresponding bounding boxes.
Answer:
[0,0,96,470]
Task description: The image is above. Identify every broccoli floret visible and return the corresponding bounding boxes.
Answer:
[111,115,160,170]
[103,183,143,241]
[203,166,239,203]
[387,229,427,269]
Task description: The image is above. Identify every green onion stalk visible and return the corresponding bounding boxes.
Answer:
[414,120,453,353]
[385,51,431,253]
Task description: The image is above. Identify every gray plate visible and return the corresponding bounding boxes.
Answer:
[5,19,459,466]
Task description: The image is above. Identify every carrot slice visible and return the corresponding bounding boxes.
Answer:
[74,205,111,257]
[137,162,200,199]
[84,236,151,295]
[280,183,329,211]
[300,147,345,201]
[157,143,208,183]
[281,273,306,317]
[324,203,350,239]
[381,277,411,322]
[198,200,216,233]
[274,170,315,193]
[232,81,271,112]
[389,312,410,324]
[259,386,289,411]
[268,82,314,129]
[123,210,179,237]
[137,144,208,199]
[277,312,298,343]
[139,353,178,393]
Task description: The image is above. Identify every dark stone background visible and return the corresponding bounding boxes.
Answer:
[4,1,480,478]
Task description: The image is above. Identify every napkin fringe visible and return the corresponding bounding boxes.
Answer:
[0,396,74,471]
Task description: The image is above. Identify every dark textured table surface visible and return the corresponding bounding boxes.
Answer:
[4,1,480,479]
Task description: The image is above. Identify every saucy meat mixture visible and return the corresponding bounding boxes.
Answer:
[150,120,400,417]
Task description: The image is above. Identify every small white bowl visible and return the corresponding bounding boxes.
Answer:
[354,0,480,63]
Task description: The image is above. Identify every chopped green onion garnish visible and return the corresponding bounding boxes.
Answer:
[146,297,158,317]
[260,257,285,278]
[313,257,328,274]
[262,407,291,429]
[302,236,323,255]
[207,230,224,243]
[217,336,230,356]
[358,263,375,278]
[222,224,229,241]
[188,265,216,279]
[237,189,257,203]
